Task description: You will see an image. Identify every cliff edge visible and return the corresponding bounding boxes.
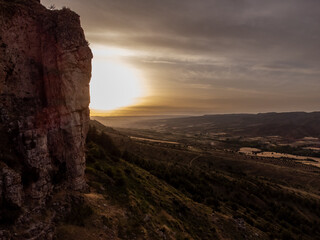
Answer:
[0,0,92,238]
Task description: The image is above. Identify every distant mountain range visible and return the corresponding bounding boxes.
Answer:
[95,112,320,139]
[157,112,320,139]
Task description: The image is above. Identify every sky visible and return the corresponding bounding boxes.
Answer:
[42,0,320,116]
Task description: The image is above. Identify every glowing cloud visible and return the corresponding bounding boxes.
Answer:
[90,45,146,111]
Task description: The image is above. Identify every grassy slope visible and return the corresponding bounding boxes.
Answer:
[55,124,267,240]
[83,121,320,240]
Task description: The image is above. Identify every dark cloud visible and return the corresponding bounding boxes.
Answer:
[43,0,320,114]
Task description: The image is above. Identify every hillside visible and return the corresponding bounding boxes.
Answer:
[55,121,269,240]
[55,120,320,240]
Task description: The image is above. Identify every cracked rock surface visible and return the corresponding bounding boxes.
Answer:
[0,0,92,238]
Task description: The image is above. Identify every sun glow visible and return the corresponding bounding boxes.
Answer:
[90,45,146,112]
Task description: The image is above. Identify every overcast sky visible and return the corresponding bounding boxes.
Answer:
[42,0,320,115]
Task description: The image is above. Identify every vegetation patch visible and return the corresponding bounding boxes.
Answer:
[64,200,93,226]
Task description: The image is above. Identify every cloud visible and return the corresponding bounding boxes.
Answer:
[42,0,320,115]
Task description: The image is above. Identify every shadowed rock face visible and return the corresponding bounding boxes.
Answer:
[0,0,92,236]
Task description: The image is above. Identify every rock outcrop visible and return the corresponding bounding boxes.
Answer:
[0,0,92,238]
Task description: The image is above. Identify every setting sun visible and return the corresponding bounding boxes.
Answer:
[90,45,145,112]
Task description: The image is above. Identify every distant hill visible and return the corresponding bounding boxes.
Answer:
[125,112,320,139]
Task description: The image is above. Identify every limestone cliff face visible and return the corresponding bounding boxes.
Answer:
[0,0,92,236]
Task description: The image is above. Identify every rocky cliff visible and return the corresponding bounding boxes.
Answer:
[0,0,92,238]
